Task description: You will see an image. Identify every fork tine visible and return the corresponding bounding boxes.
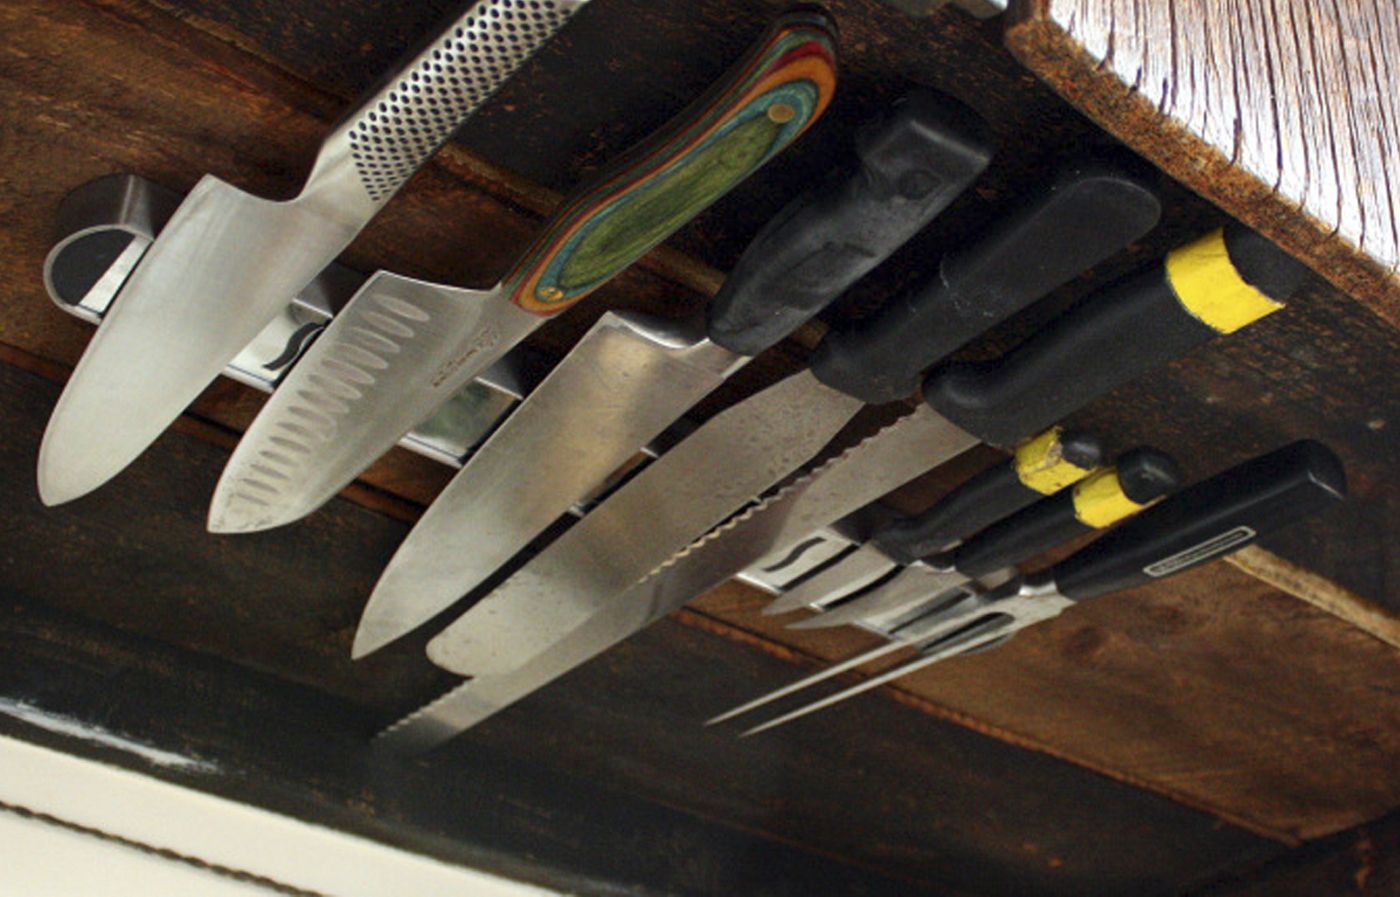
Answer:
[740,615,1017,737]
[763,543,899,615]
[705,639,906,726]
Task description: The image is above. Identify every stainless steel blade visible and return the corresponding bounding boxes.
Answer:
[383,404,978,752]
[790,561,974,629]
[351,310,744,657]
[209,275,542,532]
[761,543,900,616]
[39,0,586,505]
[426,369,867,676]
[739,616,1015,737]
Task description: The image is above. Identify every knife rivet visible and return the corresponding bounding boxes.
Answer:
[537,286,565,302]
[767,103,796,124]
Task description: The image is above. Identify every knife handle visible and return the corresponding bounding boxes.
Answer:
[316,0,590,211]
[871,426,1101,564]
[1049,440,1346,601]
[922,224,1314,447]
[706,90,992,356]
[502,10,838,314]
[949,446,1181,579]
[809,162,1162,404]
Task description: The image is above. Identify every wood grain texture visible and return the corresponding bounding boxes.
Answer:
[1,0,1397,859]
[0,362,1285,897]
[1006,0,1400,326]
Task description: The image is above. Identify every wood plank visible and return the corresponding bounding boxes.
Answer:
[1,0,1396,852]
[1186,808,1400,896]
[1006,0,1400,327]
[0,360,1284,897]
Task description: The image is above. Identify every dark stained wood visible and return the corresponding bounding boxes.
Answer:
[0,362,1287,897]
[0,0,1397,875]
[1186,809,1400,896]
[1006,0,1400,327]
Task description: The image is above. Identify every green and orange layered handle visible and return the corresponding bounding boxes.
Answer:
[503,9,838,314]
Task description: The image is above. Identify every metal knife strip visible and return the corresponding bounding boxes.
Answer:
[41,174,821,592]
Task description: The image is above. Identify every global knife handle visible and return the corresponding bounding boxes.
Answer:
[706,89,993,356]
[923,223,1315,447]
[946,446,1181,579]
[501,10,838,314]
[809,161,1163,405]
[1048,440,1346,601]
[312,0,590,213]
[871,426,1102,564]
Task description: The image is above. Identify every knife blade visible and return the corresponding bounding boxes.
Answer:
[791,445,1181,628]
[207,12,840,534]
[38,0,590,506]
[349,90,994,658]
[760,425,1103,616]
[424,167,1165,678]
[418,221,1311,706]
[735,440,1347,736]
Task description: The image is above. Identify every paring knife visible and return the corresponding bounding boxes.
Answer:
[349,91,994,658]
[733,440,1347,736]
[708,445,1182,726]
[424,165,1164,678]
[789,446,1181,628]
[39,0,590,506]
[207,12,840,534]
[377,223,1312,754]
[761,425,1103,617]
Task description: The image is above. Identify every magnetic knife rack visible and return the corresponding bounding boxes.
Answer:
[45,174,994,642]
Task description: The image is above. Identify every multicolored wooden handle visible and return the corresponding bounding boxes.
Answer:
[504,10,838,314]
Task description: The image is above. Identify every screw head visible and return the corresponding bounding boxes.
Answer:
[537,285,565,302]
[767,102,797,124]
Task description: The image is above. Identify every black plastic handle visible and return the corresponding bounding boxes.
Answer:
[706,90,993,356]
[871,428,1102,564]
[950,447,1181,578]
[922,223,1316,447]
[808,162,1163,404]
[1051,440,1346,601]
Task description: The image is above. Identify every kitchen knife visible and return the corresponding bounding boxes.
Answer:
[736,440,1346,736]
[708,445,1181,725]
[425,167,1164,678]
[761,425,1102,616]
[791,446,1181,628]
[38,0,591,505]
[207,12,840,534]
[349,90,994,658]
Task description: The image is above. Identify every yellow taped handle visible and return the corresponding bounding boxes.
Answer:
[1072,467,1155,528]
[1014,427,1098,495]
[1165,228,1284,333]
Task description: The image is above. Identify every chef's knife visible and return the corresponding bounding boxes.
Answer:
[424,168,1164,678]
[791,446,1180,628]
[38,0,590,505]
[350,91,992,657]
[736,440,1346,736]
[761,425,1102,616]
[208,12,839,534]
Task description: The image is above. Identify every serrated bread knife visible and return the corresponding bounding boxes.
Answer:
[207,12,840,534]
[422,166,1165,680]
[378,224,1312,754]
[350,90,994,657]
[39,0,590,505]
[729,440,1346,736]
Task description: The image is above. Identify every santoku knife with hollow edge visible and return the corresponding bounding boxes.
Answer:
[208,11,839,534]
[423,164,1164,679]
[728,440,1346,737]
[379,223,1312,753]
[39,0,591,506]
[350,90,994,657]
